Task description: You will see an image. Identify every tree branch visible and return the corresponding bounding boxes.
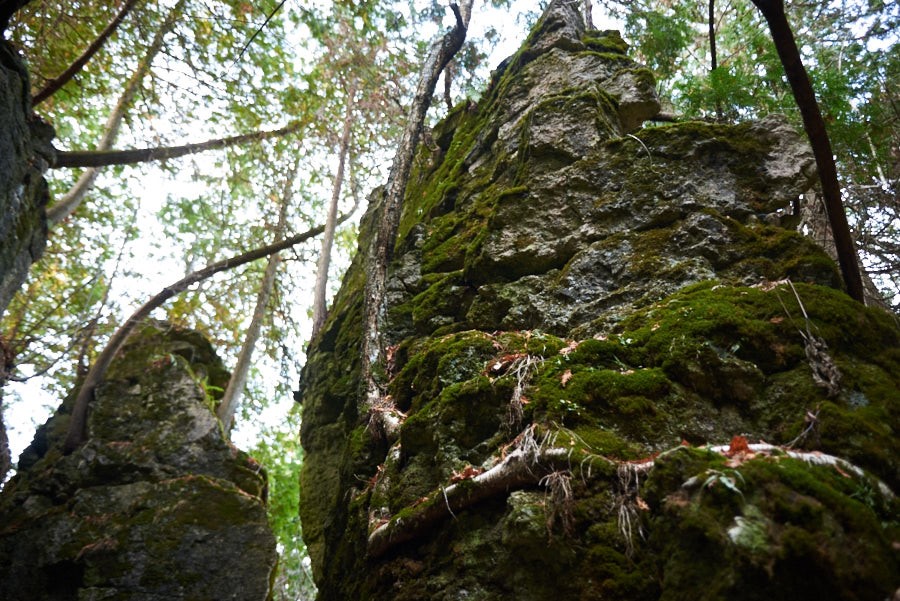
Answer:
[62,217,343,454]
[52,121,305,168]
[367,444,578,558]
[46,0,185,227]
[32,0,140,106]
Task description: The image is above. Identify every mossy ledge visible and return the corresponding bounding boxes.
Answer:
[299,2,898,599]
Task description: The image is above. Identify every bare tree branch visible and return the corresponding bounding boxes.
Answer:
[62,217,343,453]
[52,121,304,168]
[311,83,356,339]
[32,0,140,106]
[46,0,186,227]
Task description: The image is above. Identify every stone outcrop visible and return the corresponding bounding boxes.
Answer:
[0,321,277,600]
[0,36,52,317]
[300,2,899,600]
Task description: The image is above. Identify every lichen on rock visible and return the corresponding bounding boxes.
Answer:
[298,2,899,599]
[0,320,276,601]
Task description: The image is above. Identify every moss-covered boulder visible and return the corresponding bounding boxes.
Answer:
[299,2,899,599]
[0,321,276,600]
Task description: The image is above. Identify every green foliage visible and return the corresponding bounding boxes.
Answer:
[250,406,316,600]
[599,0,900,306]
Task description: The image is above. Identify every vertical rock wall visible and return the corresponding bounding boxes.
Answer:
[300,2,899,600]
[0,322,277,600]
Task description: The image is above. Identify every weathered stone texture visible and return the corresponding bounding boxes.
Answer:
[299,2,899,600]
[0,321,277,600]
[0,37,52,317]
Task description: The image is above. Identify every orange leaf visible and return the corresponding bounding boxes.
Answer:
[833,464,852,478]
[726,435,750,457]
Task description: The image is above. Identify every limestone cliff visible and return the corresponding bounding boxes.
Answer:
[0,321,277,600]
[299,2,899,600]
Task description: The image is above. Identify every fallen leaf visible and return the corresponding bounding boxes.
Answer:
[559,340,579,355]
[450,465,484,483]
[726,435,750,457]
[560,369,573,387]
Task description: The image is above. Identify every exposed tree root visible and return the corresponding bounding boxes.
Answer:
[367,427,582,558]
[366,431,893,558]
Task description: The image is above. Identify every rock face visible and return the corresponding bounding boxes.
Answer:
[299,3,899,600]
[0,321,277,600]
[0,36,52,317]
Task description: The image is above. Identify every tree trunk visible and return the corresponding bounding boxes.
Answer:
[750,0,865,303]
[53,121,305,168]
[32,0,140,105]
[46,0,185,227]
[360,1,471,427]
[709,0,717,72]
[310,83,356,340]
[216,161,296,433]
[0,404,8,483]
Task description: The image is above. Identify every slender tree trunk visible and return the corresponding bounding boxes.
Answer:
[360,1,471,428]
[32,0,140,105]
[53,121,304,168]
[46,0,185,227]
[0,344,10,481]
[709,0,718,72]
[582,0,594,29]
[750,0,865,303]
[216,162,296,433]
[0,398,8,484]
[62,218,337,453]
[310,83,356,339]
[800,191,890,310]
[709,0,725,120]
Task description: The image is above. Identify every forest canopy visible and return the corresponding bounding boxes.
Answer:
[1,0,897,598]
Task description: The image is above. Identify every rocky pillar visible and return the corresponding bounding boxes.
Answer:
[0,321,277,600]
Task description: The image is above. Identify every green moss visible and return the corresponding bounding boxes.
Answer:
[581,31,629,55]
[570,426,643,458]
[390,330,498,412]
